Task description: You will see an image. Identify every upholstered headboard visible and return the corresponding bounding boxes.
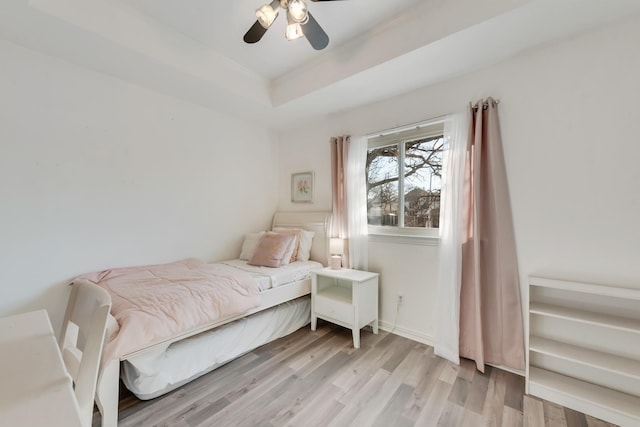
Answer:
[272,211,332,267]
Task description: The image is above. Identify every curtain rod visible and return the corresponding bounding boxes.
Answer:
[366,98,500,138]
[472,99,500,110]
[365,114,448,139]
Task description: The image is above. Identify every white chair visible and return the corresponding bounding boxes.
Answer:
[59,280,112,427]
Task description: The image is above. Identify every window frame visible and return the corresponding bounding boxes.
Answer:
[366,118,445,239]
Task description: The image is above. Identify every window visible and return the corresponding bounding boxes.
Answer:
[366,120,445,237]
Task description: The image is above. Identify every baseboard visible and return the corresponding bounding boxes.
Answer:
[487,362,525,377]
[378,320,434,346]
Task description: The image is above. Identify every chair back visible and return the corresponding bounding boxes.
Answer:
[59,280,112,427]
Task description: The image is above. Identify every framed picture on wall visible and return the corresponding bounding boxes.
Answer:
[291,171,314,203]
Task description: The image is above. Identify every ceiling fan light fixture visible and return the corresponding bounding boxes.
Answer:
[285,22,303,40]
[287,0,308,23]
[244,0,330,50]
[256,0,280,29]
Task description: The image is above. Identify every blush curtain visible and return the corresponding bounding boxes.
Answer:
[330,135,368,270]
[458,98,525,372]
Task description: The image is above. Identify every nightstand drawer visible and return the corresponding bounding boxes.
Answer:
[314,295,353,324]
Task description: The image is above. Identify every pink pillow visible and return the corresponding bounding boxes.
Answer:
[248,232,296,268]
[273,227,315,261]
[273,229,301,263]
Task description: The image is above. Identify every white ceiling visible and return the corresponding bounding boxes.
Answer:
[2,0,640,130]
[128,0,424,80]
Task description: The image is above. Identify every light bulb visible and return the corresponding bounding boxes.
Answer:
[287,0,308,23]
[256,0,280,29]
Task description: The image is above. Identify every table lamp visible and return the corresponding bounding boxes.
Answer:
[329,238,344,270]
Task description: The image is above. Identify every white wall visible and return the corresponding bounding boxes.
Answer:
[277,16,640,344]
[0,40,278,331]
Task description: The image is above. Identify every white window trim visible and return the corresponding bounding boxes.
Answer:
[367,225,439,246]
[367,232,440,247]
[367,118,445,239]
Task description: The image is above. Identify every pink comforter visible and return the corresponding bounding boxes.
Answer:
[76,258,261,361]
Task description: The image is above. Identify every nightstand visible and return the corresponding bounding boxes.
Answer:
[311,268,379,348]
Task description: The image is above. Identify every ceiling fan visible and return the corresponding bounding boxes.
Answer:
[243,0,343,51]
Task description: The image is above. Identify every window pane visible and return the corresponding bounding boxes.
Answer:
[367,145,399,226]
[403,136,444,228]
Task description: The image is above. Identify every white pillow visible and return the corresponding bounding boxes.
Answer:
[280,234,299,266]
[239,231,265,260]
[273,227,315,261]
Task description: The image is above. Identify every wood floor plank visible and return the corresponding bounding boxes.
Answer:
[328,369,391,426]
[437,401,466,426]
[564,407,589,427]
[438,361,460,385]
[371,383,415,427]
[402,349,437,388]
[464,366,490,414]
[184,397,230,427]
[381,335,419,372]
[414,379,454,426]
[543,400,568,427]
[275,383,344,427]
[447,376,470,407]
[502,405,524,427]
[389,348,426,385]
[482,368,508,427]
[287,332,348,372]
[282,351,356,414]
[343,375,404,427]
[462,407,486,426]
[95,326,614,427]
[331,332,401,395]
[504,371,525,412]
[523,395,545,427]
[402,353,446,422]
[586,416,617,427]
[212,374,300,427]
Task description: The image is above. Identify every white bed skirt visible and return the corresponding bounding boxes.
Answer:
[122,296,311,400]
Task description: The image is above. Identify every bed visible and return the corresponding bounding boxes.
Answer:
[87,211,332,427]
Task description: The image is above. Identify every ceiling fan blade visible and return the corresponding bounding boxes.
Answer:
[302,12,329,50]
[243,20,268,44]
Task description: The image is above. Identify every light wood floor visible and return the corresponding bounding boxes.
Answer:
[93,322,617,427]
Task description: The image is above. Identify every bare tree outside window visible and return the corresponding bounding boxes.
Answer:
[367,135,444,229]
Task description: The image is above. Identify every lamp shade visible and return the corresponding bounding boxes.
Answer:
[329,238,344,255]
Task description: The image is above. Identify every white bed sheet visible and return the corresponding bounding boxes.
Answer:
[219,259,323,291]
[121,296,311,400]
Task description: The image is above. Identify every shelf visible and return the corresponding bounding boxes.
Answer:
[317,286,351,304]
[530,276,640,300]
[529,336,640,380]
[530,302,640,334]
[528,367,640,425]
[315,268,379,283]
[528,276,640,426]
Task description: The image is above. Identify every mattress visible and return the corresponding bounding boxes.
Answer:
[219,259,323,291]
[121,296,311,400]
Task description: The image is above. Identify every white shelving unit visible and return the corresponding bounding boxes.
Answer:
[526,276,640,427]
